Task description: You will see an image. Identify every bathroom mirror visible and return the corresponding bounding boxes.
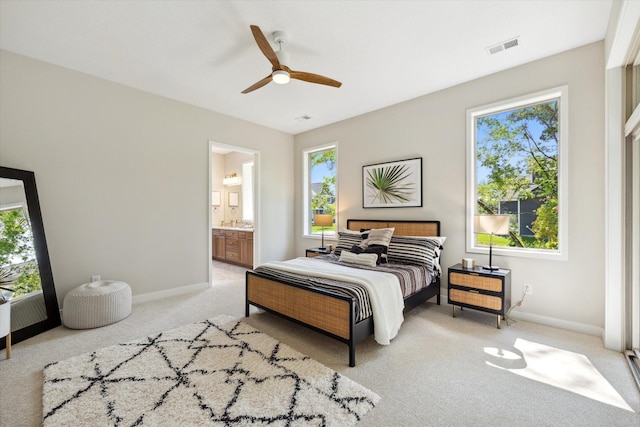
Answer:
[0,166,60,349]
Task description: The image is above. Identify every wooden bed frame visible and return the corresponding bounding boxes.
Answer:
[245,219,441,366]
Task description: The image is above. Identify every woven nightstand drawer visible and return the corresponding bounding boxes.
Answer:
[449,272,502,292]
[449,289,502,311]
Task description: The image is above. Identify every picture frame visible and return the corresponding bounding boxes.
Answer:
[211,191,221,207]
[362,157,422,208]
[228,192,239,207]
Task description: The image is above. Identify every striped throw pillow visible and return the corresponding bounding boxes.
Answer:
[333,230,365,256]
[362,227,395,247]
[387,235,444,273]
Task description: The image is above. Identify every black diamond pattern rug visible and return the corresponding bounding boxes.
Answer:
[42,315,379,426]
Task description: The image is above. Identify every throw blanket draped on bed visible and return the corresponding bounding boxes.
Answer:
[259,257,404,345]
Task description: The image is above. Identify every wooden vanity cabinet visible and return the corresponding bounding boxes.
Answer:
[212,229,253,268]
[212,229,225,261]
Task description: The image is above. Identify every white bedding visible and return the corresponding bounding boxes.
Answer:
[260,257,405,345]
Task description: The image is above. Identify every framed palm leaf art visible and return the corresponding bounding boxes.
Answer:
[363,157,422,208]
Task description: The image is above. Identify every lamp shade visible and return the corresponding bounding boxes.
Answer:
[313,214,333,227]
[474,214,509,235]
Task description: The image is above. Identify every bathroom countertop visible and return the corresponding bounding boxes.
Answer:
[212,226,254,232]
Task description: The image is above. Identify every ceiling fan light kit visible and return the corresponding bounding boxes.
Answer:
[272,69,290,84]
[242,25,342,94]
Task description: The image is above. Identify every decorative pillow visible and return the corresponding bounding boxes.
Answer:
[358,227,394,262]
[397,236,447,258]
[338,250,378,268]
[333,230,365,256]
[350,244,386,265]
[361,227,394,248]
[386,235,445,273]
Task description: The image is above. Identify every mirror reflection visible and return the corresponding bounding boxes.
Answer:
[0,178,48,331]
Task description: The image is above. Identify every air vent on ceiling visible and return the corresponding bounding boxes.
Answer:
[486,36,520,55]
[295,115,312,122]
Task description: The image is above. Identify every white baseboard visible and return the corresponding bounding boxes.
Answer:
[132,282,211,305]
[508,310,604,337]
[440,294,604,338]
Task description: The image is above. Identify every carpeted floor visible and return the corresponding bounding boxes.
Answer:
[1,278,639,426]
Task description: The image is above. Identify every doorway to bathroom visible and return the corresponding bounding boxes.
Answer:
[209,141,259,283]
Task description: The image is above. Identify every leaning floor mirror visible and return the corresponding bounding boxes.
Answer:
[0,166,60,351]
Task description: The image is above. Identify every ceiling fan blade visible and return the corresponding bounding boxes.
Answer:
[289,70,342,88]
[241,75,272,94]
[250,25,280,68]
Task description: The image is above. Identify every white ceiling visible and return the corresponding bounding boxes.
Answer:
[0,0,612,135]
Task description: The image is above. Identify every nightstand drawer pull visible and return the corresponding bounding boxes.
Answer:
[468,289,479,293]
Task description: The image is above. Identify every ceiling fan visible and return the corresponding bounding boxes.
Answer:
[241,25,342,94]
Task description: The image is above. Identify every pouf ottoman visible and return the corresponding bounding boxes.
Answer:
[63,280,132,329]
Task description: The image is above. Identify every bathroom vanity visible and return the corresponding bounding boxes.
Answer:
[212,226,253,268]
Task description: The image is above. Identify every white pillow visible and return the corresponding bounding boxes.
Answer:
[339,251,378,267]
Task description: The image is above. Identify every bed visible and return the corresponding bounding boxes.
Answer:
[245,219,442,366]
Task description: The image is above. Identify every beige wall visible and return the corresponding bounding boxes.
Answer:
[294,42,605,332]
[0,50,295,303]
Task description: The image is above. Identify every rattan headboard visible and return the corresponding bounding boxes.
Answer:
[346,219,440,237]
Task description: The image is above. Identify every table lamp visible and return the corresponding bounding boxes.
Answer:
[474,214,509,271]
[313,214,333,249]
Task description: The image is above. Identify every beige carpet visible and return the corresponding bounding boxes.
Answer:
[1,278,639,426]
[42,314,378,426]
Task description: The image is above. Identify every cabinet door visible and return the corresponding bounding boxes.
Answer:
[213,235,226,260]
[240,238,253,267]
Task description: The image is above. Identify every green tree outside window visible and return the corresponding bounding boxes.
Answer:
[476,99,559,250]
[0,208,42,299]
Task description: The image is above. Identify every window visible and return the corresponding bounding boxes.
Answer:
[241,161,254,222]
[466,86,568,260]
[303,144,337,237]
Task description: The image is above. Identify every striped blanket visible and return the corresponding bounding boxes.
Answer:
[253,255,436,343]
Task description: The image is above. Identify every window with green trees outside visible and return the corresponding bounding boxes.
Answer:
[304,144,337,237]
[467,86,568,259]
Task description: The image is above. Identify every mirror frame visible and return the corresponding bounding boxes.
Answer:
[0,166,60,349]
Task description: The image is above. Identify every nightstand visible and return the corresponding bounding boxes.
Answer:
[305,247,331,258]
[448,263,511,328]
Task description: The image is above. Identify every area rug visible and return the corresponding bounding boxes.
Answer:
[42,315,379,426]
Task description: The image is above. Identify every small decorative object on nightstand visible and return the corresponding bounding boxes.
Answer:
[448,263,511,328]
[306,247,331,258]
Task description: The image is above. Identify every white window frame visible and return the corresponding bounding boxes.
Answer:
[303,142,338,238]
[466,86,569,261]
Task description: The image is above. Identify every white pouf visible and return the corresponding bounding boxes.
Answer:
[63,280,132,329]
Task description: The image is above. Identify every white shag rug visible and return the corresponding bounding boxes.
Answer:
[42,315,379,426]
